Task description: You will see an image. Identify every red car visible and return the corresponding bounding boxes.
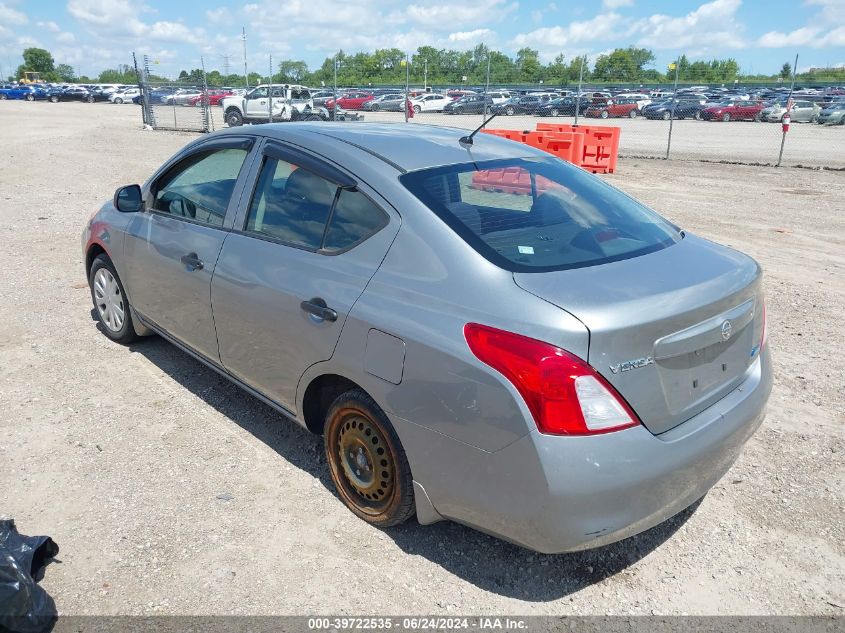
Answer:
[585,98,640,119]
[187,89,233,107]
[325,91,374,110]
[700,101,764,122]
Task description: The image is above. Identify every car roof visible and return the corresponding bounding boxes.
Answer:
[210,122,541,172]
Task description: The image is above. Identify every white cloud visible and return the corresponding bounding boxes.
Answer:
[36,20,61,32]
[406,1,517,27]
[205,7,231,24]
[510,12,627,54]
[603,0,634,8]
[632,0,746,49]
[56,31,76,44]
[0,2,26,25]
[757,0,845,49]
[448,28,494,43]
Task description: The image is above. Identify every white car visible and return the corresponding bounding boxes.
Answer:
[616,92,652,110]
[110,88,140,104]
[411,93,451,113]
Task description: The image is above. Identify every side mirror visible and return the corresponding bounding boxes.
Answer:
[114,184,143,213]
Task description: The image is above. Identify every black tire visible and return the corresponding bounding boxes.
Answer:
[629,108,638,118]
[88,254,138,345]
[600,109,609,119]
[662,111,671,120]
[49,95,58,103]
[87,95,95,103]
[722,113,731,122]
[550,108,559,117]
[324,389,415,528]
[454,106,463,114]
[114,97,123,104]
[413,105,421,114]
[0,94,7,100]
[25,94,34,102]
[370,103,379,111]
[225,108,243,127]
[754,112,762,122]
[694,111,702,120]
[505,106,515,116]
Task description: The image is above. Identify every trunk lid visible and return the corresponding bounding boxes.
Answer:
[514,234,764,435]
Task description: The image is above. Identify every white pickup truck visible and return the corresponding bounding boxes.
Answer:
[222,84,324,126]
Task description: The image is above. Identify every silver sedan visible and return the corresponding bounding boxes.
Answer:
[82,123,771,553]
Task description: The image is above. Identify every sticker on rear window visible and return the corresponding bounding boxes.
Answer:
[518,246,535,255]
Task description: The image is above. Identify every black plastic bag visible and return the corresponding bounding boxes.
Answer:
[0,519,59,633]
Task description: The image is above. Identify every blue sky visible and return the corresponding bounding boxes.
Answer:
[1,0,844,80]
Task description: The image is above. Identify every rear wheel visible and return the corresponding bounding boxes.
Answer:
[89,254,138,344]
[722,113,731,122]
[413,104,421,113]
[600,109,609,119]
[694,111,702,120]
[49,95,58,103]
[629,109,638,118]
[87,95,95,103]
[0,94,7,100]
[225,108,243,127]
[114,97,123,104]
[550,108,559,117]
[505,106,515,116]
[662,111,671,120]
[25,94,34,102]
[370,103,379,111]
[324,389,415,527]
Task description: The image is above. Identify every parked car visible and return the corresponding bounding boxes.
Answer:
[110,88,140,104]
[700,101,765,122]
[149,87,179,103]
[585,97,641,119]
[486,91,512,105]
[186,89,234,107]
[492,93,554,116]
[536,97,589,117]
[446,90,476,100]
[363,93,405,112]
[49,86,109,103]
[443,94,492,114]
[84,123,771,554]
[817,103,845,125]
[325,91,374,111]
[0,83,48,101]
[760,100,821,123]
[642,99,708,120]
[164,88,203,105]
[410,93,451,113]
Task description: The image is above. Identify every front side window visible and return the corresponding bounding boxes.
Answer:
[152,148,248,227]
[249,87,268,99]
[245,156,388,252]
[400,158,681,273]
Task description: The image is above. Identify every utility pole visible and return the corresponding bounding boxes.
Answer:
[242,27,248,89]
[222,54,231,78]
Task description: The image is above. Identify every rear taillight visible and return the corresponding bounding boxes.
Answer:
[464,323,640,436]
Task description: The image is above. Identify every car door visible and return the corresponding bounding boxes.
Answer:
[245,87,269,118]
[122,136,257,361]
[211,141,400,413]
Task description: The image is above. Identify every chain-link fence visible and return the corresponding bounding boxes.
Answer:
[135,49,845,169]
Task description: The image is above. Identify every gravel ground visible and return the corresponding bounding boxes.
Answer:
[0,101,843,616]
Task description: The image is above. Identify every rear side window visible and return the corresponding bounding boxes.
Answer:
[400,158,681,273]
[245,156,388,252]
[152,148,248,227]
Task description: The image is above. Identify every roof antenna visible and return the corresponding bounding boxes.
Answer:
[459,111,499,147]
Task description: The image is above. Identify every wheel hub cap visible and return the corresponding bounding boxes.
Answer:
[93,268,125,332]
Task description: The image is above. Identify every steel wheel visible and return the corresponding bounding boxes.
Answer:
[93,268,125,333]
[324,390,415,527]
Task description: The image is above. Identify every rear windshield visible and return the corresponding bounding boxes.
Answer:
[399,158,681,272]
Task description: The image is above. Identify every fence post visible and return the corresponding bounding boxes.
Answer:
[777,53,799,167]
[268,54,273,124]
[333,53,338,122]
[201,56,211,132]
[132,52,146,127]
[665,56,681,160]
[481,51,491,128]
[404,54,409,123]
[574,56,584,126]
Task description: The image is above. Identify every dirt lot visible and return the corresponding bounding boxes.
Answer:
[1,101,843,616]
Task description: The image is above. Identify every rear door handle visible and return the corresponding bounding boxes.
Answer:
[300,297,337,322]
[180,253,204,271]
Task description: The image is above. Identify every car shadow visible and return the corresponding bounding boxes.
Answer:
[127,335,700,602]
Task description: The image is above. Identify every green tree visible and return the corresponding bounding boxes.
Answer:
[780,62,792,79]
[593,47,655,82]
[55,63,75,82]
[515,47,541,82]
[16,47,55,80]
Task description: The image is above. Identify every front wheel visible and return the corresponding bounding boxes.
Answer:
[324,389,415,527]
[629,109,638,118]
[370,103,379,111]
[89,254,138,344]
[722,113,731,122]
[87,95,95,103]
[600,110,609,119]
[694,111,702,120]
[225,109,243,127]
[114,97,123,104]
[413,105,421,114]
[550,108,559,117]
[505,106,515,116]
[0,94,7,100]
[25,94,34,102]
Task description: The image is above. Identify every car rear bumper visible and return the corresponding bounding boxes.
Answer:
[398,347,772,553]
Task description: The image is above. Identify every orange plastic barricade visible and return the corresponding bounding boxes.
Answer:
[534,123,620,173]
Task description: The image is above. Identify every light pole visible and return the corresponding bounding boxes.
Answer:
[241,26,248,89]
[424,59,428,91]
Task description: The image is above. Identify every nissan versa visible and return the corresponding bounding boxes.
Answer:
[82,123,771,553]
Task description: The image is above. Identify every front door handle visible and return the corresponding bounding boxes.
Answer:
[180,253,204,271]
[300,297,337,322]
